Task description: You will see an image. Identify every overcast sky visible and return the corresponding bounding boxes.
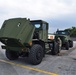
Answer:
[0,0,76,33]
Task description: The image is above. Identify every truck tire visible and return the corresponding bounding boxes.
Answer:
[51,41,59,55]
[29,44,43,65]
[69,40,73,47]
[66,42,69,50]
[6,50,19,60]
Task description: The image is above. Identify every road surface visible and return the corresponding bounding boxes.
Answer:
[0,41,76,75]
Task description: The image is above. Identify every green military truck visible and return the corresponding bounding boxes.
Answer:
[0,18,60,65]
[56,30,73,50]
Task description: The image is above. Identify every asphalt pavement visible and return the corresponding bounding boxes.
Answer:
[0,41,76,75]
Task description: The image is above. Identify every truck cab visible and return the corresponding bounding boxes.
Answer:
[56,30,73,50]
[30,20,48,42]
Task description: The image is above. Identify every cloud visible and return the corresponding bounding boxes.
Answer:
[0,0,76,32]
[0,0,76,18]
[48,14,76,33]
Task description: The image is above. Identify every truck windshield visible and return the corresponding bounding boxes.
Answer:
[34,24,40,28]
[56,31,69,35]
[30,21,41,28]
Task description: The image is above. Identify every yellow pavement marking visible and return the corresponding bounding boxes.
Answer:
[0,59,58,75]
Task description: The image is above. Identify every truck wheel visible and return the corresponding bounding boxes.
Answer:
[51,42,59,55]
[66,42,69,50]
[29,44,43,65]
[6,50,19,60]
[69,40,73,47]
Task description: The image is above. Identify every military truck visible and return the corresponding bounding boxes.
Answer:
[56,30,73,50]
[0,18,59,65]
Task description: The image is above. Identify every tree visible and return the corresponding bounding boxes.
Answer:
[64,27,76,37]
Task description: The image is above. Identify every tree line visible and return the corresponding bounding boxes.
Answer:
[64,27,76,37]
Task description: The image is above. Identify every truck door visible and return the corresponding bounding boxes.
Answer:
[42,23,48,41]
